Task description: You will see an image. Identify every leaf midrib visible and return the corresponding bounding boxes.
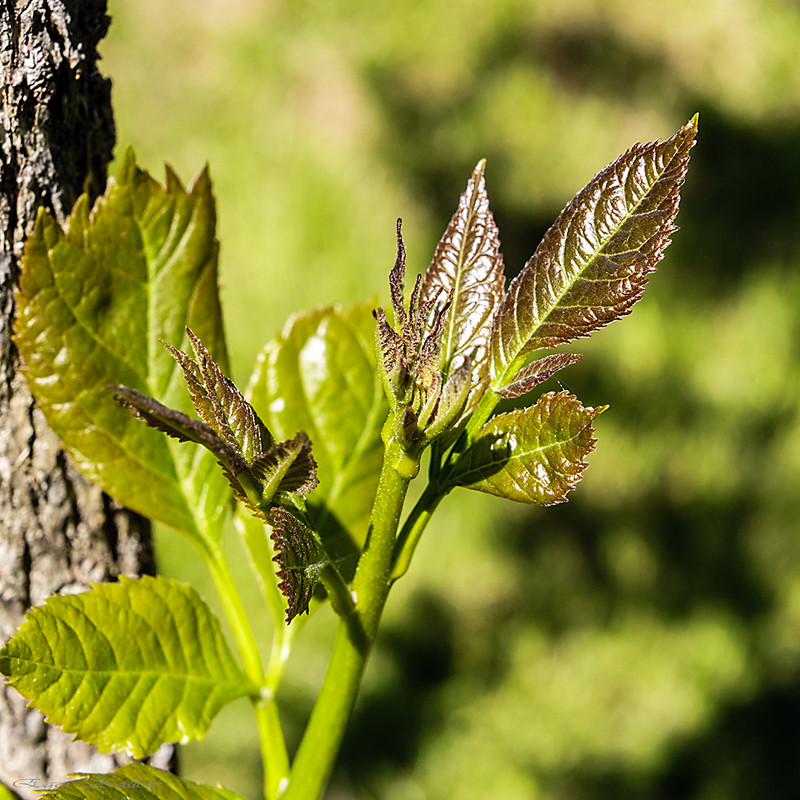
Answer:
[499,141,676,383]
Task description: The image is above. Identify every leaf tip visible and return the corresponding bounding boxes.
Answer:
[164,163,185,193]
[115,145,139,183]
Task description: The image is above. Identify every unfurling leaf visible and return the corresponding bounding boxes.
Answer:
[375,220,450,409]
[40,763,245,800]
[166,329,273,462]
[449,391,605,505]
[114,330,318,517]
[249,432,318,497]
[491,116,697,389]
[270,507,327,623]
[13,149,229,541]
[0,576,254,758]
[111,386,245,475]
[498,353,582,399]
[420,159,505,416]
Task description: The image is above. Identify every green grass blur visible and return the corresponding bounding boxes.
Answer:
[103,1,800,797]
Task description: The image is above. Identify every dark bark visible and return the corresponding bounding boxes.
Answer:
[0,2,169,795]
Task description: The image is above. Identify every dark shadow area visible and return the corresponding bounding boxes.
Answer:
[547,682,800,800]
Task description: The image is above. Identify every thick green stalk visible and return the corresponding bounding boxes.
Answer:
[280,455,411,800]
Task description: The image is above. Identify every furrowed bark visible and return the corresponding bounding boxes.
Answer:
[0,2,172,795]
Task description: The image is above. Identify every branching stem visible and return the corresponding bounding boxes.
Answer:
[280,455,411,799]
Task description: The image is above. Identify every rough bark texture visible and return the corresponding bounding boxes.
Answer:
[0,2,169,796]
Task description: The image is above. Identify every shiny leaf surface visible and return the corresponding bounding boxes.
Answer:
[14,149,229,540]
[449,391,604,505]
[248,304,387,561]
[498,353,582,399]
[491,117,697,388]
[0,576,253,758]
[421,160,505,412]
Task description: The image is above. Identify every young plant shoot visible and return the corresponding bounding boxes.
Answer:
[1,117,697,800]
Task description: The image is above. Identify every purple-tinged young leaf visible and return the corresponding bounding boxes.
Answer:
[164,340,214,423]
[491,117,697,388]
[498,353,582,399]
[375,220,448,406]
[177,328,273,462]
[111,385,246,475]
[389,218,409,329]
[449,391,605,505]
[248,432,318,498]
[270,507,326,623]
[112,385,258,513]
[373,306,405,396]
[421,159,505,413]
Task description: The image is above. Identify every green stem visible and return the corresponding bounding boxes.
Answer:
[255,698,290,799]
[319,562,356,617]
[280,455,411,800]
[390,481,446,581]
[202,543,290,800]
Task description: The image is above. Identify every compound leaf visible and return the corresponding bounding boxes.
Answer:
[449,391,604,505]
[248,304,387,567]
[14,149,230,542]
[491,117,697,389]
[38,763,243,800]
[0,576,254,758]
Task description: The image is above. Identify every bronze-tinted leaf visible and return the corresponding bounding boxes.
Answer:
[112,386,245,475]
[180,328,272,462]
[270,507,326,623]
[449,391,605,505]
[498,353,582,399]
[248,432,319,498]
[421,160,505,410]
[491,117,697,388]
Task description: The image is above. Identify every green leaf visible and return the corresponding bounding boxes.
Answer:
[234,508,287,630]
[39,763,243,800]
[449,391,605,505]
[0,575,254,758]
[490,117,697,389]
[248,303,387,564]
[13,149,229,542]
[420,159,505,414]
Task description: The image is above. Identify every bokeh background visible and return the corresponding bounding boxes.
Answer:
[102,1,800,798]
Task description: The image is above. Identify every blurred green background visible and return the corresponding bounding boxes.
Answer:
[102,1,800,798]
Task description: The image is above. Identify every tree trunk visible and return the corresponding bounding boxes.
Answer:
[0,2,169,795]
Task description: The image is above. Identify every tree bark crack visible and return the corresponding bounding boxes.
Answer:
[1,2,171,795]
